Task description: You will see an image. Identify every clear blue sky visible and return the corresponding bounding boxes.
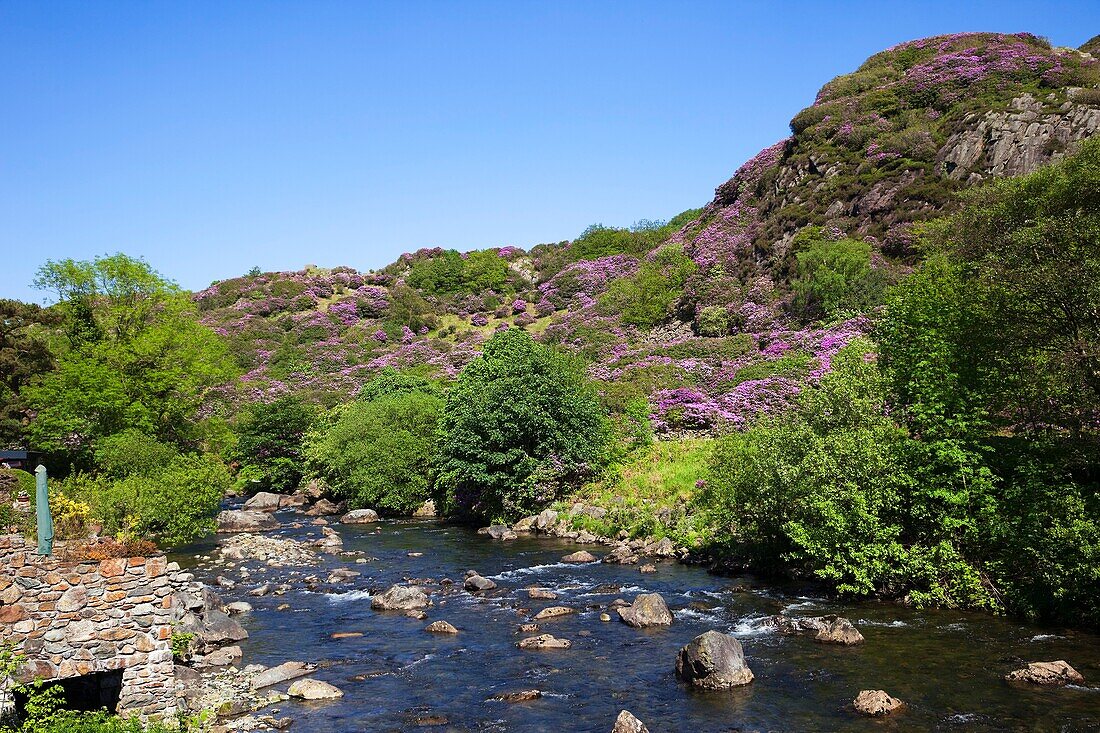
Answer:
[3,2,1098,302]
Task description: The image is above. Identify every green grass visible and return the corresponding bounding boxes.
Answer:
[562,438,714,545]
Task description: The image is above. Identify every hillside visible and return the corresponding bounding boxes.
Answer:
[195,32,1100,433]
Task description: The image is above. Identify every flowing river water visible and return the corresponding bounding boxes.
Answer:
[175,517,1100,732]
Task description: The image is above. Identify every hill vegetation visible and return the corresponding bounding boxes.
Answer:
[1,32,1097,627]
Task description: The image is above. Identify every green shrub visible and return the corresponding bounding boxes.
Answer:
[599,244,697,328]
[695,306,729,336]
[232,396,315,494]
[306,390,442,515]
[434,329,611,522]
[791,230,886,320]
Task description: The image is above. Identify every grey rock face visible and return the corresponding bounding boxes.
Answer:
[216,510,279,533]
[242,492,283,512]
[340,509,380,524]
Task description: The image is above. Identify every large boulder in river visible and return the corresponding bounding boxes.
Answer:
[516,634,571,650]
[243,492,283,512]
[216,510,278,533]
[853,689,904,716]
[487,525,518,541]
[287,678,344,700]
[371,585,429,611]
[1005,660,1085,686]
[617,593,673,628]
[611,710,650,733]
[412,499,437,518]
[561,550,597,563]
[675,630,754,689]
[340,509,379,524]
[464,575,497,592]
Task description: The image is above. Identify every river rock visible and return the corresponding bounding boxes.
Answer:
[305,498,342,516]
[412,500,437,518]
[675,630,754,688]
[767,614,864,645]
[279,493,309,509]
[516,634,571,650]
[217,510,279,533]
[464,575,497,592]
[490,689,542,702]
[612,710,650,733]
[617,593,673,628]
[287,678,344,700]
[603,545,638,565]
[487,525,518,541]
[1005,660,1085,686]
[371,585,429,611]
[425,620,459,634]
[513,516,537,532]
[535,509,558,532]
[600,613,611,622]
[225,601,253,615]
[649,537,676,558]
[201,645,242,667]
[251,661,315,689]
[528,588,557,600]
[561,550,597,563]
[340,509,380,524]
[639,564,657,574]
[243,492,283,512]
[199,609,249,647]
[533,606,575,620]
[853,689,904,716]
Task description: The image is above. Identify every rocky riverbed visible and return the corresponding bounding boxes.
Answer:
[167,504,1100,732]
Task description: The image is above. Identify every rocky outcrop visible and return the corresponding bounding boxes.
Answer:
[938,93,1100,183]
[617,594,674,628]
[853,689,904,716]
[611,710,650,733]
[304,498,342,517]
[463,574,497,592]
[1005,660,1085,686]
[675,630,754,689]
[486,525,518,541]
[216,510,278,533]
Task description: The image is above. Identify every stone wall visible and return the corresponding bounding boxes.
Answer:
[0,534,177,720]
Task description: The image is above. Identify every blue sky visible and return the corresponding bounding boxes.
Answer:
[3,2,1098,302]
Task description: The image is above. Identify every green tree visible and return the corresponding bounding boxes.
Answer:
[0,300,60,448]
[599,244,697,328]
[232,396,315,494]
[306,390,442,514]
[434,328,611,522]
[791,230,885,321]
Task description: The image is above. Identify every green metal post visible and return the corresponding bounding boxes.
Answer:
[35,464,53,556]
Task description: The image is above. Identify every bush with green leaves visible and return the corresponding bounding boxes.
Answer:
[232,396,315,494]
[790,229,886,321]
[434,328,611,522]
[306,388,442,515]
[599,244,697,328]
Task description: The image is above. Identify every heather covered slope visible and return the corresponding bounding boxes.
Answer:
[195,32,1100,435]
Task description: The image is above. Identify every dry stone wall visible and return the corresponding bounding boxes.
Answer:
[0,534,177,719]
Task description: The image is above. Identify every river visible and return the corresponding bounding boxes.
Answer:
[176,517,1100,732]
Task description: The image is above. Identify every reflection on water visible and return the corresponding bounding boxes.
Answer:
[173,518,1100,732]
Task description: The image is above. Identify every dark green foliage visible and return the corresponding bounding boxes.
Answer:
[0,300,59,449]
[306,390,442,514]
[406,249,510,295]
[382,284,439,336]
[356,367,440,403]
[233,396,316,493]
[434,328,611,523]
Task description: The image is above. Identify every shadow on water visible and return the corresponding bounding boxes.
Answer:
[170,517,1100,732]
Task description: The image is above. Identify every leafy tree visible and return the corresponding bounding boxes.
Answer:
[232,396,316,494]
[24,255,235,470]
[0,300,60,448]
[791,230,885,321]
[306,390,442,514]
[434,328,611,522]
